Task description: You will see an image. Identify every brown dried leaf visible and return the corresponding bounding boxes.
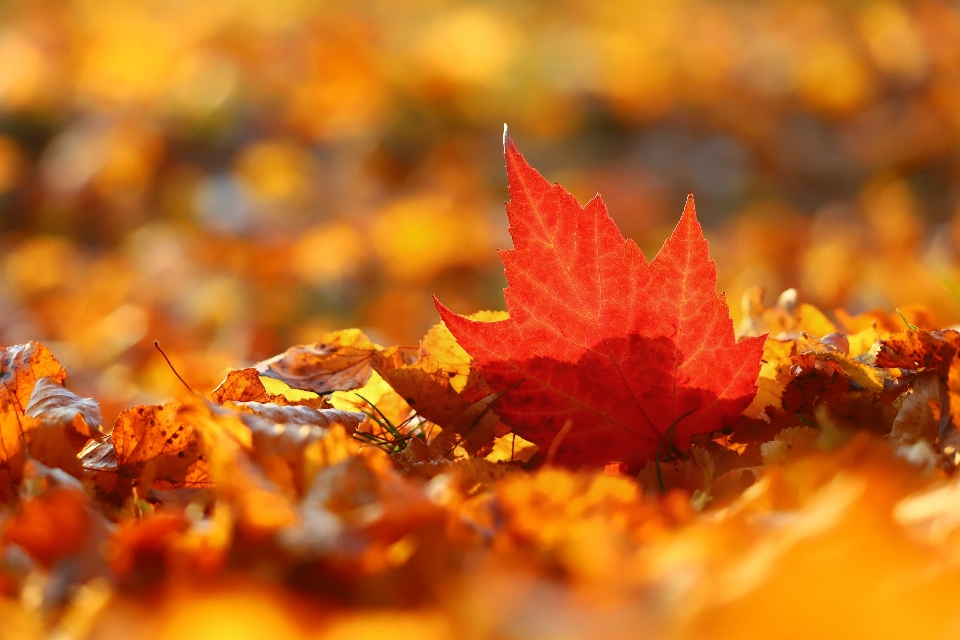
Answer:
[876,330,960,371]
[392,436,451,479]
[256,329,382,394]
[10,377,102,478]
[25,377,105,440]
[80,403,211,493]
[0,343,66,414]
[233,401,364,430]
[374,348,467,426]
[373,315,509,456]
[946,353,960,458]
[891,372,941,444]
[429,391,506,457]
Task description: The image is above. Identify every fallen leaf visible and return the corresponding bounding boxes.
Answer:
[329,371,414,432]
[428,390,507,458]
[178,399,298,534]
[211,368,290,405]
[232,402,364,431]
[80,403,211,495]
[25,377,103,434]
[435,134,765,468]
[372,317,509,456]
[890,372,941,444]
[373,345,465,427]
[233,403,365,493]
[875,330,960,371]
[0,343,66,414]
[0,405,25,500]
[743,338,795,419]
[485,433,538,463]
[256,329,382,394]
[2,488,90,567]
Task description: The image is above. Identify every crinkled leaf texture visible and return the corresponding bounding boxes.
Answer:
[436,133,765,468]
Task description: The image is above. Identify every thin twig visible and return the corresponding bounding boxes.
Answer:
[154,341,197,395]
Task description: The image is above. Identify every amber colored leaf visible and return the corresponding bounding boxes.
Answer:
[177,399,298,532]
[780,353,863,418]
[374,345,467,425]
[373,315,509,456]
[2,488,90,567]
[109,512,190,584]
[238,405,363,495]
[429,390,507,458]
[255,329,382,394]
[329,370,416,429]
[80,403,211,493]
[435,134,765,468]
[0,342,66,414]
[211,368,290,405]
[0,405,25,499]
[876,330,960,371]
[742,338,795,419]
[374,314,506,411]
[418,312,506,393]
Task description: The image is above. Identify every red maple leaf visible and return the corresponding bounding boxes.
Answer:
[435,131,765,468]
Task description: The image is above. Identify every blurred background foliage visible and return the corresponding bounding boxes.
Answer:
[1,0,960,420]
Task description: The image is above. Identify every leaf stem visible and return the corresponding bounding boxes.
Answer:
[655,407,699,494]
[544,419,574,465]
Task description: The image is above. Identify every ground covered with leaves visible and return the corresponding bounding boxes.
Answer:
[5,141,960,640]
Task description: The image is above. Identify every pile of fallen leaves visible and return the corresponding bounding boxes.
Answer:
[4,137,960,639]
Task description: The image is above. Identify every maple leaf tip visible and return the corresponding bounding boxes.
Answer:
[432,294,456,322]
[680,192,699,226]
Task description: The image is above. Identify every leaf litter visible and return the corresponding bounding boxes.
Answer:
[2,136,960,638]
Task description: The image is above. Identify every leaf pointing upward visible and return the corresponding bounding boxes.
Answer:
[435,131,765,468]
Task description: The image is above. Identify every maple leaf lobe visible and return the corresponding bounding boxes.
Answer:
[435,136,764,468]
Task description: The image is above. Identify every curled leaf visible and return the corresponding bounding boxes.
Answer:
[256,329,382,394]
[211,368,290,405]
[25,377,104,439]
